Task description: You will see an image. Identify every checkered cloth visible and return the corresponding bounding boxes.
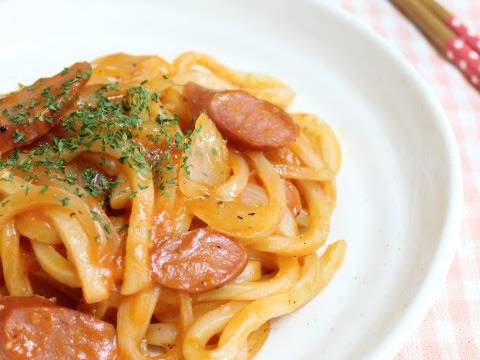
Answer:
[338,1,480,358]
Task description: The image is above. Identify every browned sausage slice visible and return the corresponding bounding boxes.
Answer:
[0,296,118,360]
[151,228,248,293]
[0,62,91,154]
[183,82,299,150]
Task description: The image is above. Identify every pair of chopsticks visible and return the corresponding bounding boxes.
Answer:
[391,0,480,90]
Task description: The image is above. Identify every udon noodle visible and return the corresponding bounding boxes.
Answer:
[0,52,345,360]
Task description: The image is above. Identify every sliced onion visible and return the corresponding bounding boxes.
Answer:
[276,210,298,238]
[215,152,250,202]
[240,183,268,207]
[295,209,310,228]
[90,53,170,85]
[182,113,230,188]
[173,70,235,90]
[184,152,285,240]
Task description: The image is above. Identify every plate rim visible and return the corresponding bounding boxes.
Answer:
[311,1,463,358]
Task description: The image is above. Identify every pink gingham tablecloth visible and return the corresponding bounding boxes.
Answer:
[338,1,480,358]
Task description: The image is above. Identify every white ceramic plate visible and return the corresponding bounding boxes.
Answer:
[0,0,463,359]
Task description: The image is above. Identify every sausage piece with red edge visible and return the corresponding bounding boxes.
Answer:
[183,82,299,150]
[0,296,118,360]
[0,62,91,154]
[151,228,248,293]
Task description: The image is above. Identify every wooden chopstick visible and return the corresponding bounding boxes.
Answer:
[418,0,450,22]
[391,0,480,90]
[391,0,454,50]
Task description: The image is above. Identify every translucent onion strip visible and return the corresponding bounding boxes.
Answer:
[239,183,268,207]
[215,152,249,202]
[276,209,298,238]
[184,152,285,239]
[172,70,235,91]
[146,323,178,348]
[295,209,310,228]
[179,113,231,198]
[91,53,170,85]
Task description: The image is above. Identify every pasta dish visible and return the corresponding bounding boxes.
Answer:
[0,52,345,359]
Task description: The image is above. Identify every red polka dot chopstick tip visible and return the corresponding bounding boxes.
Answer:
[421,0,480,54]
[390,0,480,91]
[445,39,480,88]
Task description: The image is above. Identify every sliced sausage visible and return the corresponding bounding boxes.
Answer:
[151,228,248,293]
[284,180,302,216]
[183,82,299,150]
[0,296,118,360]
[0,62,91,154]
[0,295,56,311]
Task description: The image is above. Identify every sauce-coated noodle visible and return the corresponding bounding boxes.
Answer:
[0,52,345,360]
